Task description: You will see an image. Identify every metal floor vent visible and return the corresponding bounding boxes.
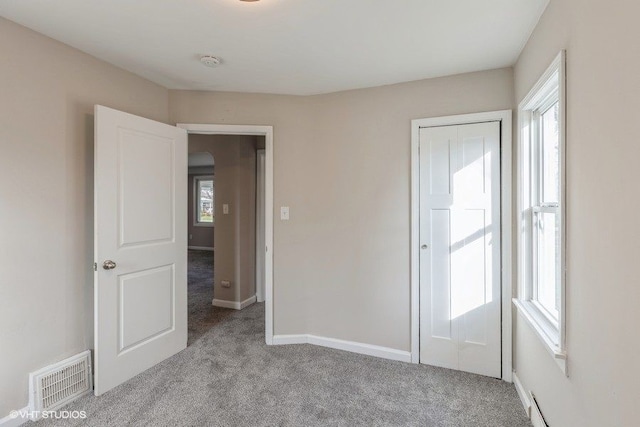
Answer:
[29,350,93,414]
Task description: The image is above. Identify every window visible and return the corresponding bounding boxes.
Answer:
[534,99,560,322]
[194,175,214,226]
[515,51,567,374]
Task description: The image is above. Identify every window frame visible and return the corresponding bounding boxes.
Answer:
[193,175,214,227]
[514,51,568,375]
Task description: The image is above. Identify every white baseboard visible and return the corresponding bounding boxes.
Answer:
[212,295,256,310]
[272,334,308,345]
[272,334,412,363]
[513,371,532,418]
[0,407,30,427]
[188,246,214,251]
[239,295,257,309]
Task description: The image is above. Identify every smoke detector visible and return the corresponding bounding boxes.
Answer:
[200,55,221,68]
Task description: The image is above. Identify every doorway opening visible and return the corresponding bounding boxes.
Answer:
[186,150,225,344]
[93,108,274,394]
[181,124,274,346]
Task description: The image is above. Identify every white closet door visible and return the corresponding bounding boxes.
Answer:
[419,121,501,378]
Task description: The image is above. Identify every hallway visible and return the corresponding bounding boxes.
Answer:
[187,249,233,345]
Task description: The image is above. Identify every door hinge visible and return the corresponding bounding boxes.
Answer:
[93,262,97,271]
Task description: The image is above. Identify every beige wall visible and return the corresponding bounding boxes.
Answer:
[0,18,169,415]
[189,135,258,303]
[171,92,316,332]
[170,68,514,348]
[512,1,638,426]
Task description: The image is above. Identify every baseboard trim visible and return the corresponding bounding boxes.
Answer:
[272,334,412,363]
[0,407,30,427]
[272,334,308,345]
[212,295,256,310]
[513,371,532,418]
[188,246,214,251]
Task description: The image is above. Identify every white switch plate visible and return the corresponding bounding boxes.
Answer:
[280,206,290,220]
[223,204,229,214]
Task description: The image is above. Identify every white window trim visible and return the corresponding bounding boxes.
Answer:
[193,175,214,227]
[515,50,567,375]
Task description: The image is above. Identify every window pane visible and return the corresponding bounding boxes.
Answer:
[198,180,214,223]
[541,102,560,204]
[535,210,560,321]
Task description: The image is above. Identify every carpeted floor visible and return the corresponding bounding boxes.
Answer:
[186,249,234,345]
[32,250,531,427]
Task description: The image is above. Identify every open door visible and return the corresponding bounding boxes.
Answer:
[94,105,187,395]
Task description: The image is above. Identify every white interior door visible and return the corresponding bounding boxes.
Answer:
[419,121,501,378]
[94,105,188,395]
[256,150,266,302]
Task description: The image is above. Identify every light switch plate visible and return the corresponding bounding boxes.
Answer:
[280,206,290,220]
[223,204,229,215]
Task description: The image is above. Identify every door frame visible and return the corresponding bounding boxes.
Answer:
[177,123,274,345]
[410,110,513,381]
[256,149,266,303]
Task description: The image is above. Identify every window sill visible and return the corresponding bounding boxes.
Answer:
[194,223,214,228]
[513,298,567,376]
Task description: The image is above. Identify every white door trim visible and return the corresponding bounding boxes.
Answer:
[255,149,266,303]
[410,110,513,381]
[177,123,275,345]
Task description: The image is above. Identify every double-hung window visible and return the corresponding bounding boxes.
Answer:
[515,51,567,374]
[194,175,214,226]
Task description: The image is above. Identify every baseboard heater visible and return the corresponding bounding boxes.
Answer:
[29,350,93,417]
[530,394,550,427]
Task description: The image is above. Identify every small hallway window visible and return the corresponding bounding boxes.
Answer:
[195,176,214,226]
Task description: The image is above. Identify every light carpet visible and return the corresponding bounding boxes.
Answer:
[32,251,531,426]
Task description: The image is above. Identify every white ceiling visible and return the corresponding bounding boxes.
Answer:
[0,0,549,95]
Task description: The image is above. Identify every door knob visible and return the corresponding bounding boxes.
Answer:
[102,260,117,270]
[421,245,428,250]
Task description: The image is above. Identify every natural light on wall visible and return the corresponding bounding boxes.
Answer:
[515,50,567,375]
